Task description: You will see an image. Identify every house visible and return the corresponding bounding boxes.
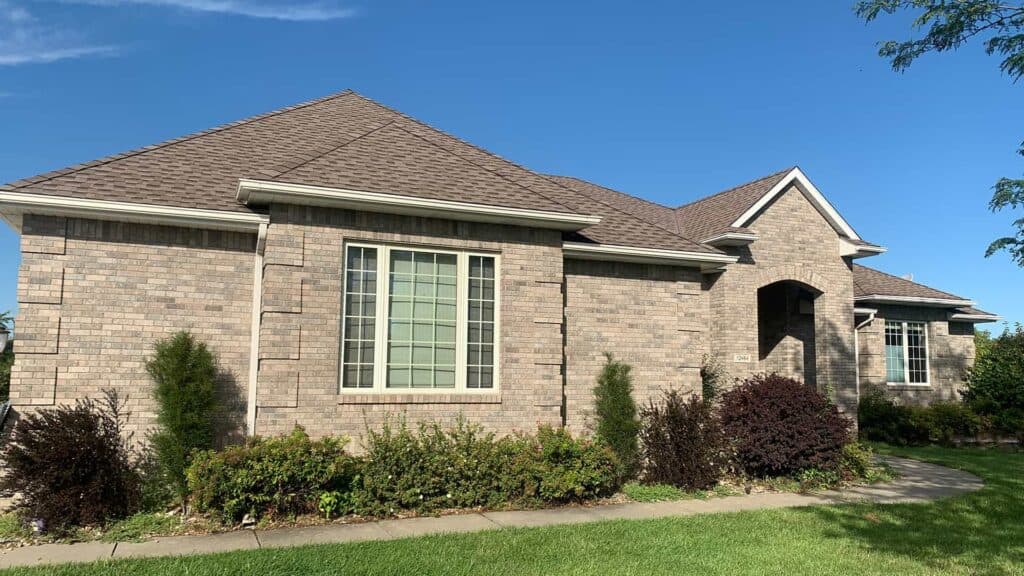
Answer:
[0,90,999,441]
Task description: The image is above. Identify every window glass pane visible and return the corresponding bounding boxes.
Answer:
[884,321,905,383]
[467,256,496,389]
[906,322,929,384]
[342,246,377,389]
[386,250,458,389]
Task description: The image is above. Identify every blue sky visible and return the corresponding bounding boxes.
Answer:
[0,0,1021,329]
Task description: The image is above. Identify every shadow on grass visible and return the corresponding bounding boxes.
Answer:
[804,446,1024,575]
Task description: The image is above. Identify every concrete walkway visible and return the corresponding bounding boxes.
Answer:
[0,457,983,570]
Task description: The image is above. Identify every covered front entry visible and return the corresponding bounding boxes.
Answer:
[757,280,821,387]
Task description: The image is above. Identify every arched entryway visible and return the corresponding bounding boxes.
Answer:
[757,280,821,387]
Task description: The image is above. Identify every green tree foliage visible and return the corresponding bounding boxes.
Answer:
[593,353,640,479]
[964,323,1024,437]
[146,331,219,503]
[856,1,1024,265]
[975,328,994,362]
[0,310,13,402]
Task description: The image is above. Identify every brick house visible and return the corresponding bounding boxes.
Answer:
[0,90,998,441]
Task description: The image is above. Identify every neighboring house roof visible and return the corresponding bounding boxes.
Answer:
[1,90,719,255]
[853,264,971,304]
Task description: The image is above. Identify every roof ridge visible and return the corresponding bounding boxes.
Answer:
[268,119,397,181]
[381,123,580,213]
[344,94,720,251]
[675,166,795,211]
[343,93,581,214]
[5,89,358,190]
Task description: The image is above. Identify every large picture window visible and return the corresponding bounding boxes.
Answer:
[341,243,498,393]
[884,320,929,385]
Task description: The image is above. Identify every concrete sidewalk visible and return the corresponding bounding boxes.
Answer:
[0,457,983,570]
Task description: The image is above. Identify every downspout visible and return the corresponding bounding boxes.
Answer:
[853,309,876,401]
[246,222,268,436]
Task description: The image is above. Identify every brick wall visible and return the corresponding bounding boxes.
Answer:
[10,215,255,440]
[252,205,565,447]
[856,305,975,405]
[564,260,706,435]
[705,185,858,415]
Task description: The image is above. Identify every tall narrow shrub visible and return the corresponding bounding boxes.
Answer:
[593,353,640,478]
[146,331,219,502]
[964,323,1024,438]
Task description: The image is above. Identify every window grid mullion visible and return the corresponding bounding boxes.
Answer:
[902,321,910,385]
[455,252,469,392]
[373,246,389,392]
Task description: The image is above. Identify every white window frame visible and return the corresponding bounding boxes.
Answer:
[339,241,501,394]
[885,320,931,387]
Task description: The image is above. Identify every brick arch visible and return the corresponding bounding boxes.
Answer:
[754,265,828,294]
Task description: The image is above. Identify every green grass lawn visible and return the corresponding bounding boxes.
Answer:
[7,445,1023,575]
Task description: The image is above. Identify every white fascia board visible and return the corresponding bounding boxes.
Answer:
[730,167,862,241]
[0,191,268,233]
[702,231,758,246]
[854,294,976,308]
[840,238,886,258]
[563,241,738,271]
[237,179,601,231]
[950,312,1001,323]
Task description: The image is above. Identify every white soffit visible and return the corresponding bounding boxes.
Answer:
[563,241,738,271]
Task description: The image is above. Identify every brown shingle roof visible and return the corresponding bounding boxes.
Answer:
[673,167,793,241]
[853,264,967,301]
[3,90,720,254]
[545,175,681,234]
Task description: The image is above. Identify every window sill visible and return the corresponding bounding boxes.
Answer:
[886,382,932,390]
[338,392,502,405]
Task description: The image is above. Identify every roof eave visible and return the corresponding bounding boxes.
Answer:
[949,313,1002,323]
[237,179,601,231]
[840,238,887,259]
[563,241,738,271]
[702,231,758,247]
[730,167,863,241]
[854,294,976,308]
[0,191,269,233]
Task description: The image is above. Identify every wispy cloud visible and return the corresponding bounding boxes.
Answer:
[0,1,117,65]
[61,0,354,21]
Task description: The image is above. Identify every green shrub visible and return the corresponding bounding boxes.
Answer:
[859,387,984,447]
[857,387,930,446]
[720,374,850,477]
[0,342,11,403]
[593,354,640,479]
[146,331,220,504]
[356,418,522,514]
[918,402,984,445]
[355,420,619,515]
[530,425,620,503]
[964,323,1024,438]
[638,390,730,490]
[187,426,360,522]
[839,442,894,484]
[0,391,141,534]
